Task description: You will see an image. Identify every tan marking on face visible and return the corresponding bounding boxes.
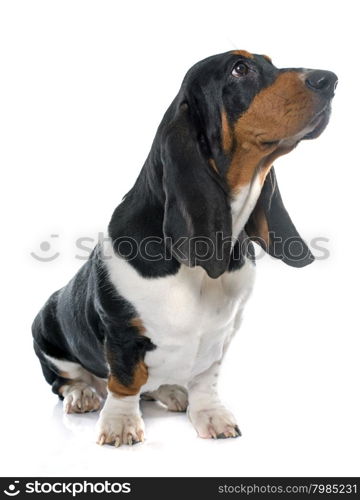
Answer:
[226,71,319,193]
[221,110,233,153]
[130,317,146,335]
[232,50,254,59]
[108,361,148,398]
[263,54,272,63]
[209,158,219,173]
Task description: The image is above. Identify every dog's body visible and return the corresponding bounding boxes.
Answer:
[32,51,337,445]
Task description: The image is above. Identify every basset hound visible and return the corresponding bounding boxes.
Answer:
[32,50,337,446]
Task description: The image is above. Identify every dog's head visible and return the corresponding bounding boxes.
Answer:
[158,51,337,278]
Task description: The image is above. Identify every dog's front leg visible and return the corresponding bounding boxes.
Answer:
[96,361,147,447]
[96,393,144,447]
[188,361,241,440]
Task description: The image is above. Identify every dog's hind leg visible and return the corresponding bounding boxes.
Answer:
[59,381,102,414]
[33,341,105,414]
[32,292,106,414]
[141,385,188,412]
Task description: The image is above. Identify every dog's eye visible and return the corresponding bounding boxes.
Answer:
[232,62,249,77]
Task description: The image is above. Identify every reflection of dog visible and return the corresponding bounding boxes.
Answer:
[32,51,337,446]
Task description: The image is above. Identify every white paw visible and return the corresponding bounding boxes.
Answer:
[154,384,188,412]
[62,383,101,414]
[96,413,145,447]
[189,407,241,439]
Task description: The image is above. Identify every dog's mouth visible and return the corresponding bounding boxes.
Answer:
[259,104,333,150]
[302,105,331,140]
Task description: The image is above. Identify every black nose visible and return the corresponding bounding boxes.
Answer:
[305,70,338,98]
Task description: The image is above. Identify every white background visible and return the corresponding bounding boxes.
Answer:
[1,0,359,477]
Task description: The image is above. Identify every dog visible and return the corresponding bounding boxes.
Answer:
[32,50,337,446]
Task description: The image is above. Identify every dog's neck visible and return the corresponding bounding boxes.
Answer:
[230,175,263,240]
[110,152,264,243]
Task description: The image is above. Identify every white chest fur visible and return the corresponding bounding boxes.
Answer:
[105,242,256,392]
[104,177,261,392]
[231,175,263,238]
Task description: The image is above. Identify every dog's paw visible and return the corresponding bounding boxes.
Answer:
[62,383,101,414]
[154,384,188,412]
[96,414,145,447]
[189,407,241,439]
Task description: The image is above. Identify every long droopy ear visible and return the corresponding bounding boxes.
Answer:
[162,104,232,279]
[245,167,314,267]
